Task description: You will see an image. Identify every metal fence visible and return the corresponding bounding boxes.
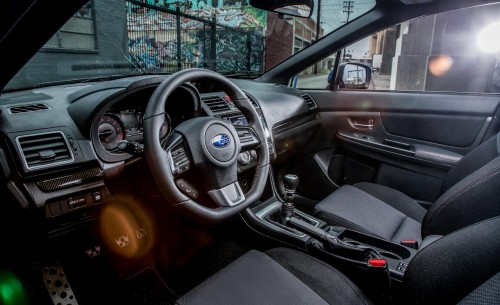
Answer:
[126,0,264,74]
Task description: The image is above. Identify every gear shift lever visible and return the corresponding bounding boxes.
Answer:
[279,174,299,224]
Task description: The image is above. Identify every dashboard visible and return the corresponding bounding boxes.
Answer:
[0,75,320,236]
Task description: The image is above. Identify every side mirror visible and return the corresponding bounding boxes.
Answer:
[250,0,314,18]
[335,62,372,89]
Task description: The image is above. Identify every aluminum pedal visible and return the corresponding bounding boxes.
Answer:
[42,263,79,305]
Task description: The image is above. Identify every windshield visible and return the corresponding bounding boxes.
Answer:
[5,0,375,90]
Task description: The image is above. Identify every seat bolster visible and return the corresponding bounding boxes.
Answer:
[404,216,500,305]
[176,249,372,305]
[422,156,500,238]
[176,250,329,305]
[314,185,420,242]
[266,248,372,305]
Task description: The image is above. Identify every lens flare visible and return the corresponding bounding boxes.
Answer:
[477,21,500,53]
[0,271,27,305]
[99,197,154,259]
[428,55,454,77]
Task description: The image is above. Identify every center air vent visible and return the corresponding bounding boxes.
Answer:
[16,131,74,170]
[301,94,317,110]
[245,94,260,108]
[8,103,50,114]
[202,96,230,113]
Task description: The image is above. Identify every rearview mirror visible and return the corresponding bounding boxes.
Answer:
[250,0,314,18]
[335,63,372,89]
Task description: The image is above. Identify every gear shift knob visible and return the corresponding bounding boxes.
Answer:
[280,174,299,224]
[283,174,299,201]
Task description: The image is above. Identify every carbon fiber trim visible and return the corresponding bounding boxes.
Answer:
[36,167,103,191]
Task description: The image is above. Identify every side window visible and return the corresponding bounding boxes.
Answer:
[298,4,500,94]
[44,1,97,51]
[294,52,337,89]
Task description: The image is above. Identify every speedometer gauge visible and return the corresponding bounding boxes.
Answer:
[98,115,124,151]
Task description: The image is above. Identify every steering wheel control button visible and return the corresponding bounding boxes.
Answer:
[175,179,199,199]
[238,152,251,166]
[169,143,190,176]
[250,150,258,160]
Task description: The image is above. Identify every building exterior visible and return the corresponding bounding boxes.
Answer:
[8,0,326,88]
[388,5,499,92]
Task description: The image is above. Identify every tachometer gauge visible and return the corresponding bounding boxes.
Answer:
[98,114,125,151]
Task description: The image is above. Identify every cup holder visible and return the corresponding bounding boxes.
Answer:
[340,230,412,259]
[378,251,402,260]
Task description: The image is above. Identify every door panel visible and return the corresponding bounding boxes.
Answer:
[380,113,487,147]
[293,90,500,205]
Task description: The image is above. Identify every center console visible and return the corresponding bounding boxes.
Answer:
[244,174,418,289]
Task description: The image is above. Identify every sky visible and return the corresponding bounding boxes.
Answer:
[312,0,375,57]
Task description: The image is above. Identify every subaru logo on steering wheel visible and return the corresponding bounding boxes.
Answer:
[212,134,231,148]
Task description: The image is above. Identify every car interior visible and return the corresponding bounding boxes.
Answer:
[0,0,499,304]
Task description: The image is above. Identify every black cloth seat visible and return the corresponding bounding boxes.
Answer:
[177,217,500,305]
[314,132,500,242]
[176,248,372,305]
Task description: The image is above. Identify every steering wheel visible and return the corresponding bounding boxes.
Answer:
[143,69,270,223]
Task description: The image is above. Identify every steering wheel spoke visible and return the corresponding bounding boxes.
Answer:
[208,182,246,207]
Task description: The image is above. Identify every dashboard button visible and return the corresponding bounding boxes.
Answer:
[68,197,86,209]
[49,202,62,216]
[92,191,103,203]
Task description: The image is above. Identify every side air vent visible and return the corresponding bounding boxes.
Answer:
[301,94,317,110]
[245,94,260,108]
[16,131,74,170]
[202,96,231,113]
[8,103,50,114]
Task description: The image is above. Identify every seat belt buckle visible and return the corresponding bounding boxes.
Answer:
[400,240,419,249]
[366,258,392,303]
[367,259,387,268]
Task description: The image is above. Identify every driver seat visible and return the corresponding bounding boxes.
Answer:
[176,217,500,305]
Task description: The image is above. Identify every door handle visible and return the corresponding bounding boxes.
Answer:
[352,119,374,130]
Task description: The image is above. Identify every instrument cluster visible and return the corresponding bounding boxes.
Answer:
[95,84,198,154]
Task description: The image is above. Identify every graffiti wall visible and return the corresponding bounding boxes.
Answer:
[127,1,266,73]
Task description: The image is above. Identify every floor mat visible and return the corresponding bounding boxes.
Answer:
[58,254,178,305]
[118,267,178,305]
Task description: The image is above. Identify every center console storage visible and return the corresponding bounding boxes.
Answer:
[248,198,417,283]
[308,226,414,281]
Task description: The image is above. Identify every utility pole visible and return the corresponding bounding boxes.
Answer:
[342,1,354,62]
[314,0,321,74]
